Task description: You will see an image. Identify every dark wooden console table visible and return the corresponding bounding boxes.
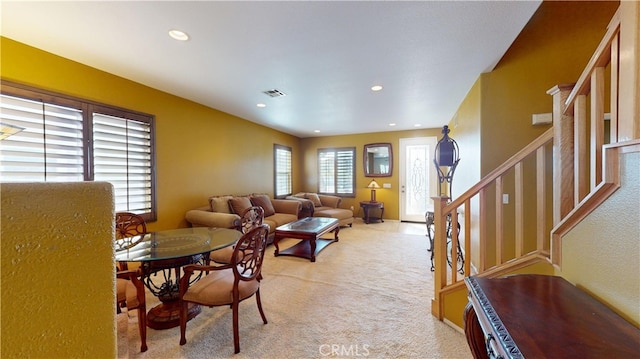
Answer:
[464,275,640,358]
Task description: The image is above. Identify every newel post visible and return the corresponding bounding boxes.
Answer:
[547,84,575,225]
[430,196,448,320]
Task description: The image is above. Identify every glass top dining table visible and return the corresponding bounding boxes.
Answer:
[115,227,241,262]
[114,227,242,330]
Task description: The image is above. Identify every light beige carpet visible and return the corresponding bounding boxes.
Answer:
[119,222,472,358]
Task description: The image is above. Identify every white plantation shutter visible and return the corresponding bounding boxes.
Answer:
[318,147,355,196]
[0,83,156,220]
[274,145,292,197]
[93,113,153,214]
[0,94,84,182]
[335,149,354,194]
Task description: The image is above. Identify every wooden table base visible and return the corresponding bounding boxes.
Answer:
[146,301,201,330]
[276,237,337,262]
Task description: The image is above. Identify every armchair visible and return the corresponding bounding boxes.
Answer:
[209,206,265,265]
[116,268,147,352]
[178,224,270,353]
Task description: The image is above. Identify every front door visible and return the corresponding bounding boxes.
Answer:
[399,137,438,222]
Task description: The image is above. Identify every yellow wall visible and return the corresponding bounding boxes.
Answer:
[439,0,621,326]
[300,128,443,220]
[480,1,618,265]
[1,182,115,358]
[0,37,302,232]
[556,151,640,327]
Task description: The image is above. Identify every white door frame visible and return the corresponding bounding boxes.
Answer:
[399,137,438,222]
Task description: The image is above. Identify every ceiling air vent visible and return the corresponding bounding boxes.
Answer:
[262,89,286,98]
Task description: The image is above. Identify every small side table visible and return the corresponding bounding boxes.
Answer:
[360,201,384,224]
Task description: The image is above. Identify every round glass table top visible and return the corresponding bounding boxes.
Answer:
[115,227,241,262]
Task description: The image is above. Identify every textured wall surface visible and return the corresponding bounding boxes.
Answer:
[1,182,116,358]
[560,151,640,327]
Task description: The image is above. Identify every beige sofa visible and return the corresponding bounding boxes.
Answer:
[185,194,301,245]
[287,192,354,227]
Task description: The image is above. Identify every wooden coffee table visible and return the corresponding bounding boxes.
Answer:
[273,217,339,262]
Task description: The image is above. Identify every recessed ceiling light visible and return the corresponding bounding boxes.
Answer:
[389,123,396,127]
[414,124,422,127]
[256,103,266,108]
[168,29,189,41]
[314,130,321,133]
[371,85,383,92]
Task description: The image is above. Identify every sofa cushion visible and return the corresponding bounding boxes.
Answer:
[209,195,233,213]
[250,194,275,217]
[228,196,252,215]
[314,207,353,220]
[266,213,298,229]
[305,193,323,207]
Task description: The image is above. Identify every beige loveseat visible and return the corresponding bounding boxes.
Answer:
[286,192,354,227]
[185,194,301,245]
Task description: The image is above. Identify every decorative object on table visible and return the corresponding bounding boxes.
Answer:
[116,268,147,352]
[178,224,270,354]
[367,179,381,202]
[363,142,393,177]
[433,125,460,199]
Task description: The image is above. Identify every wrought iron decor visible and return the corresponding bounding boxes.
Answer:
[433,125,460,199]
[427,125,463,274]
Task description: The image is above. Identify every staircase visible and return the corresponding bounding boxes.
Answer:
[431,5,640,326]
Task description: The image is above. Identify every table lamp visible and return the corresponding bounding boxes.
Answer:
[367,179,380,202]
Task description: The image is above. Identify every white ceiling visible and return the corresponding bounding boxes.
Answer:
[1,1,541,138]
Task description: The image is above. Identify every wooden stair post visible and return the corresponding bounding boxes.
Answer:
[547,84,575,226]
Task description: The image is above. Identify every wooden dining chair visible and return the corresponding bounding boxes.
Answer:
[208,206,264,265]
[178,224,270,353]
[115,212,147,270]
[116,268,147,352]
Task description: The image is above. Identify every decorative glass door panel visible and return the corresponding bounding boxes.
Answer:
[399,137,437,222]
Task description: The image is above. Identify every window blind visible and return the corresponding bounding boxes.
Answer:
[93,113,152,213]
[1,83,156,221]
[0,94,84,182]
[318,147,355,196]
[274,145,292,197]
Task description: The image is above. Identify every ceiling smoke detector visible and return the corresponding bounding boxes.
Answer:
[262,89,286,98]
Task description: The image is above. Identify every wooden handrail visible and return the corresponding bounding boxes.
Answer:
[563,8,620,114]
[444,128,553,213]
[431,128,554,319]
[551,140,640,266]
[432,6,633,325]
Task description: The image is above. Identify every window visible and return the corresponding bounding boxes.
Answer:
[274,144,292,198]
[0,81,156,221]
[318,147,355,196]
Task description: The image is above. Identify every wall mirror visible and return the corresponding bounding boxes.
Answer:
[364,143,393,177]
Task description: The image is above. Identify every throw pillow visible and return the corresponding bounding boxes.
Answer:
[250,194,276,217]
[209,195,233,213]
[305,193,322,207]
[228,196,252,215]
